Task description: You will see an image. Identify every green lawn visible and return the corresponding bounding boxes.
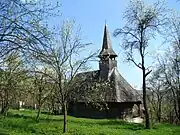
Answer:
[0,110,179,135]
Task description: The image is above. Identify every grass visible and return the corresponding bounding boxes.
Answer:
[0,110,180,135]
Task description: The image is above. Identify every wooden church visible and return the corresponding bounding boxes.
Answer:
[68,24,141,119]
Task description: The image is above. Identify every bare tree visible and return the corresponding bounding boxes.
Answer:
[162,12,180,123]
[156,46,180,123]
[33,67,53,121]
[147,67,168,123]
[32,20,97,133]
[114,0,167,128]
[160,49,180,123]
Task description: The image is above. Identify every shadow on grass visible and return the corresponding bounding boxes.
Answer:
[4,112,145,132]
[6,112,63,123]
[0,129,9,135]
[6,111,177,132]
[67,117,144,131]
[2,111,180,135]
[0,112,64,134]
[0,116,36,134]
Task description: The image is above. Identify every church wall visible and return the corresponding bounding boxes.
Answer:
[68,102,136,119]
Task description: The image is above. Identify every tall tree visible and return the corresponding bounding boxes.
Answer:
[162,12,180,123]
[33,20,96,133]
[33,67,53,121]
[114,0,167,128]
[147,67,168,123]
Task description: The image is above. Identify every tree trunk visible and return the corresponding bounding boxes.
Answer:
[1,104,9,116]
[63,102,67,133]
[177,91,180,123]
[1,92,9,116]
[36,106,41,121]
[143,68,150,129]
[158,101,162,123]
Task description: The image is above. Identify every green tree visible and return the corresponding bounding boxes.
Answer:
[0,51,26,115]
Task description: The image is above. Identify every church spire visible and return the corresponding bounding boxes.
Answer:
[98,24,117,58]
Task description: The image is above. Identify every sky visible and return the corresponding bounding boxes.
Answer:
[39,0,179,89]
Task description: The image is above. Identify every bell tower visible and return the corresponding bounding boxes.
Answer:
[98,24,117,80]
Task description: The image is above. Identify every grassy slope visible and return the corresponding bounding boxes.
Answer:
[0,110,180,135]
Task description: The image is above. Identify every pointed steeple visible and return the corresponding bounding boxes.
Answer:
[98,24,117,58]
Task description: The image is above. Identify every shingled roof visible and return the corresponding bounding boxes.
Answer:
[108,67,138,102]
[75,69,139,102]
